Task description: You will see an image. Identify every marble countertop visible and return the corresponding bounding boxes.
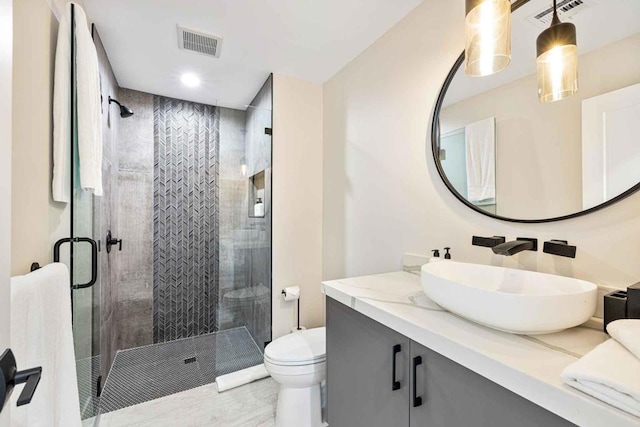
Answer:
[322,271,640,427]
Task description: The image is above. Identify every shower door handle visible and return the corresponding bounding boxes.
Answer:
[54,237,99,289]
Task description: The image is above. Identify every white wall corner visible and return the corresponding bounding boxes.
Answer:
[271,74,324,340]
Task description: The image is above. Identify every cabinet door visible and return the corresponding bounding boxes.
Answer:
[409,341,576,427]
[327,297,410,427]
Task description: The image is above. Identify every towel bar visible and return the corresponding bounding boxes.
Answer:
[0,349,42,413]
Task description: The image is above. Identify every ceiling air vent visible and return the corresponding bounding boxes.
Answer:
[526,0,597,28]
[177,26,223,58]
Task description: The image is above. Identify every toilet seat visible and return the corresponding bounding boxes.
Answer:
[265,327,326,366]
[264,357,326,377]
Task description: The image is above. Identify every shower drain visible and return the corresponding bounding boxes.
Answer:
[184,357,197,364]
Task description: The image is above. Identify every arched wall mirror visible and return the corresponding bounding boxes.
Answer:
[431,0,640,223]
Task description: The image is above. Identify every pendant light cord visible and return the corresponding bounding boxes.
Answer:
[552,0,561,25]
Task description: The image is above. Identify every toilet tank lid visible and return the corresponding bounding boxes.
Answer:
[265,327,326,364]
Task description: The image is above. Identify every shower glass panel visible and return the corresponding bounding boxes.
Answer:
[68,6,102,418]
[71,183,101,419]
[216,76,273,376]
[90,75,273,413]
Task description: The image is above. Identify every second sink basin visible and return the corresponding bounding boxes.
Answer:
[421,261,598,335]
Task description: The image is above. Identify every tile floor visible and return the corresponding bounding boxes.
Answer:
[76,356,101,419]
[84,378,278,427]
[99,327,264,413]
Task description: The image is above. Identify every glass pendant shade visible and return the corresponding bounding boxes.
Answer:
[536,9,578,102]
[465,0,512,77]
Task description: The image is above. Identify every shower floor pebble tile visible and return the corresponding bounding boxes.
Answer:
[85,378,278,427]
[99,327,265,413]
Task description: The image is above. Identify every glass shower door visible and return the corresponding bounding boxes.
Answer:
[70,183,101,419]
[64,5,103,417]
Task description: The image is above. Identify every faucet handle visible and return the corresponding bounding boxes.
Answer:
[431,249,440,258]
[543,240,575,258]
[472,236,506,248]
[444,247,451,260]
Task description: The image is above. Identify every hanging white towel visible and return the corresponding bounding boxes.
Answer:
[52,3,72,202]
[465,117,496,202]
[10,263,82,427]
[53,2,103,202]
[561,339,640,418]
[608,319,640,360]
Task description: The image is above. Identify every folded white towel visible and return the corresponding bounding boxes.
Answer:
[608,319,640,360]
[562,339,640,417]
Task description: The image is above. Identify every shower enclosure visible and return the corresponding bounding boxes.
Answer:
[66,22,273,418]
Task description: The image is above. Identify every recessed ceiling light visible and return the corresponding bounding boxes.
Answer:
[181,73,201,88]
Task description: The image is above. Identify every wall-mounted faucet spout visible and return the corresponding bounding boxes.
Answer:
[492,238,538,256]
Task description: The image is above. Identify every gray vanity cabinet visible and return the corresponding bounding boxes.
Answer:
[327,297,411,427]
[409,341,575,427]
[327,297,576,427]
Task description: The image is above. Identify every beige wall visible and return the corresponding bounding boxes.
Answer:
[323,0,640,293]
[0,1,13,423]
[272,74,324,339]
[440,34,640,220]
[10,0,71,275]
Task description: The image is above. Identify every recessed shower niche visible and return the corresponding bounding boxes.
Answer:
[249,170,267,218]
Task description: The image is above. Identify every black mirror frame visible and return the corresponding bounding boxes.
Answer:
[430,0,640,224]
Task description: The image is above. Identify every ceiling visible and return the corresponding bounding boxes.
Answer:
[84,0,422,110]
[444,0,640,107]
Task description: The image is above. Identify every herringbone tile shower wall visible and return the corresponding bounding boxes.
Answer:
[153,96,220,343]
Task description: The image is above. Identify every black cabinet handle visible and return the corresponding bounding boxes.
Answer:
[392,344,401,391]
[412,356,423,407]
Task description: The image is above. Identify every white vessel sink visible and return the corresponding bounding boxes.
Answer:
[421,261,598,335]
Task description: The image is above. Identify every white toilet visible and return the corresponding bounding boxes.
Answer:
[264,327,326,427]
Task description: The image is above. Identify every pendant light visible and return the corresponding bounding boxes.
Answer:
[465,0,512,77]
[536,0,578,103]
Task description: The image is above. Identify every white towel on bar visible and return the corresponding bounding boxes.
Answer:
[10,263,82,427]
[561,339,640,417]
[608,319,640,360]
[465,117,496,202]
[53,2,103,202]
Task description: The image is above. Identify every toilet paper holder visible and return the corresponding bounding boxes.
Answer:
[282,287,302,331]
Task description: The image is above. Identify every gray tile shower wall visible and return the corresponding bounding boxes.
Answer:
[226,75,273,349]
[245,77,273,178]
[218,108,249,332]
[116,89,154,351]
[153,96,221,342]
[94,28,121,383]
